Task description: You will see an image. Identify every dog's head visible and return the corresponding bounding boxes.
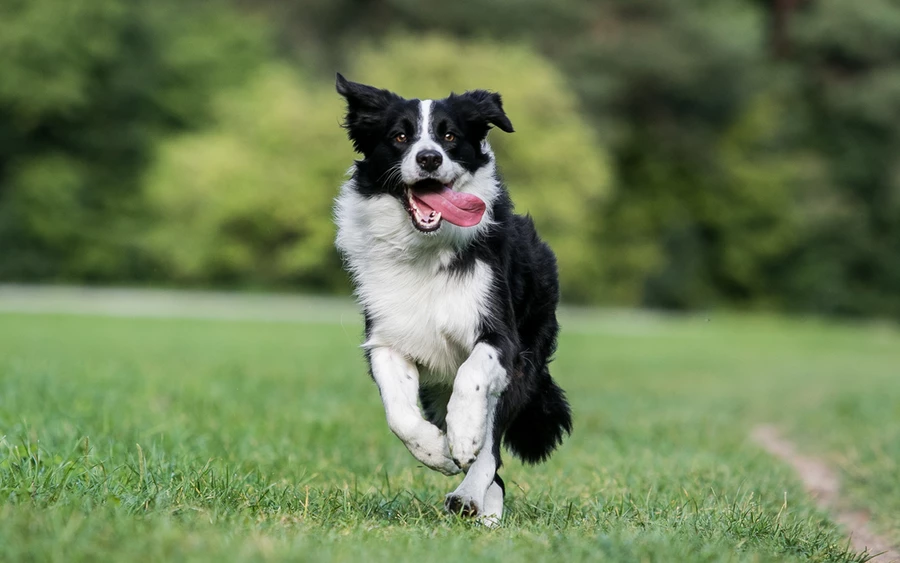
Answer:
[336,73,514,235]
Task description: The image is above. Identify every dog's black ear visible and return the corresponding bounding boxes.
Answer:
[336,73,402,154]
[450,90,515,140]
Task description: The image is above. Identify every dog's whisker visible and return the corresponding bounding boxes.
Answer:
[377,164,403,186]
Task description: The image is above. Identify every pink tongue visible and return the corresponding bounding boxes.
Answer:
[413,186,486,227]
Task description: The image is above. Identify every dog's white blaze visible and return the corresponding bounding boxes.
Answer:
[416,99,434,148]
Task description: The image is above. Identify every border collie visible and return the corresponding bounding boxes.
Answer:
[333,74,572,524]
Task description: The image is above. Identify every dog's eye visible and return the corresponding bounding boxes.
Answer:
[443,133,455,142]
[394,133,408,143]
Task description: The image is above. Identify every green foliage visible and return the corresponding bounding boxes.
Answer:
[350,36,612,302]
[784,0,900,317]
[252,0,900,317]
[3,0,900,318]
[0,0,269,281]
[714,93,828,306]
[144,67,351,289]
[556,0,773,308]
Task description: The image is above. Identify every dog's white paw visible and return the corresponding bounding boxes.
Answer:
[445,391,487,470]
[405,423,461,476]
[421,444,462,476]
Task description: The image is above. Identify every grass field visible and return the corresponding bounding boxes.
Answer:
[1,300,899,562]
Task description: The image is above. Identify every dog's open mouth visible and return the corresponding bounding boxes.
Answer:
[406,180,487,233]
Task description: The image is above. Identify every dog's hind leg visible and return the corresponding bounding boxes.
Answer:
[369,347,460,476]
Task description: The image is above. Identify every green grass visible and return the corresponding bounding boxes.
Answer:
[1,308,898,562]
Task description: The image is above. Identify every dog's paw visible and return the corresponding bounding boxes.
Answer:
[444,480,504,526]
[424,451,462,476]
[446,396,486,470]
[444,492,480,518]
[405,424,461,475]
[446,428,482,471]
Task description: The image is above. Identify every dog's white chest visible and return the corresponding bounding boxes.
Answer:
[358,256,492,379]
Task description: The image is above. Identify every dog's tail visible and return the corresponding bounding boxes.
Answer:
[502,368,572,464]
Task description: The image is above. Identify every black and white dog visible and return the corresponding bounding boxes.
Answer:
[334,74,572,524]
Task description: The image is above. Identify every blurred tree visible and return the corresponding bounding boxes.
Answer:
[561,0,781,308]
[250,0,824,311]
[349,35,613,302]
[782,0,900,317]
[241,0,588,69]
[2,0,899,319]
[144,66,350,290]
[0,0,268,281]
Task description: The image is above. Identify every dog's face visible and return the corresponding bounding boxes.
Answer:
[336,74,514,234]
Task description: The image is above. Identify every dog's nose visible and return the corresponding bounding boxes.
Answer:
[416,150,443,172]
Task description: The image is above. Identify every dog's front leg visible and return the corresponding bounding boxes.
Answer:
[369,347,461,475]
[445,342,508,471]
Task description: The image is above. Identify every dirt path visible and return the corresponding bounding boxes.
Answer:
[751,425,899,562]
